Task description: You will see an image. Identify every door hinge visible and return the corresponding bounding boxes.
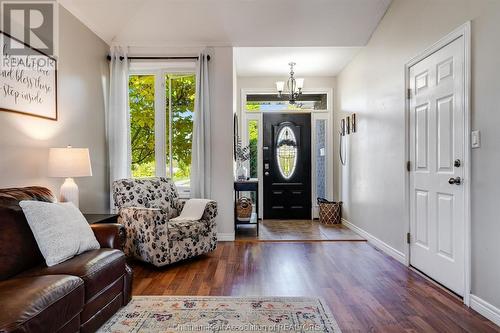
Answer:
[406,161,411,172]
[407,232,411,244]
[407,88,412,100]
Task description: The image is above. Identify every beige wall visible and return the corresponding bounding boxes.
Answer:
[336,0,500,309]
[0,7,110,213]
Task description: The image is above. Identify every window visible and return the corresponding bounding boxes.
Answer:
[129,75,156,177]
[247,120,259,178]
[315,119,326,199]
[165,74,195,187]
[129,71,196,194]
[246,93,327,111]
[276,126,297,179]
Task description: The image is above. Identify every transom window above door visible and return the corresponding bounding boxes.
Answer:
[245,93,327,111]
[128,69,195,196]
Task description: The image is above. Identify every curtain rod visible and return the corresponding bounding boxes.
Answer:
[106,55,210,61]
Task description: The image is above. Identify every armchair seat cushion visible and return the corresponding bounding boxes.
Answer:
[18,249,126,302]
[0,275,84,333]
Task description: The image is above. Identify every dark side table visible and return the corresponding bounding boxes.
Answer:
[234,180,259,235]
[84,214,118,225]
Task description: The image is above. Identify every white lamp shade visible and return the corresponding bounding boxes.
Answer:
[48,147,92,178]
[275,81,285,92]
[296,78,304,89]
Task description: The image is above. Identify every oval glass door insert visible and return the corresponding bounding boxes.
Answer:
[277,126,298,179]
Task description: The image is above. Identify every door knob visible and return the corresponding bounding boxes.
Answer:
[265,171,270,176]
[448,177,462,185]
[454,159,461,168]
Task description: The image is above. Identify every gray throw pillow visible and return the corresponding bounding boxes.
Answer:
[19,200,100,266]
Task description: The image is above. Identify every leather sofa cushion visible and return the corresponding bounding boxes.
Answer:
[0,275,84,333]
[0,205,44,280]
[0,187,55,281]
[20,249,126,302]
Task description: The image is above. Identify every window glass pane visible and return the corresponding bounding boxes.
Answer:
[129,75,155,178]
[277,126,297,179]
[246,93,327,111]
[248,120,258,179]
[316,119,326,199]
[166,73,195,187]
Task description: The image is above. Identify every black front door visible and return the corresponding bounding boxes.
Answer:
[263,113,311,219]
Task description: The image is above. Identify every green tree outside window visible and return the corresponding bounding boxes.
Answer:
[129,73,195,182]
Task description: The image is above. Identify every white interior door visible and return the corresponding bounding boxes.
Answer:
[409,36,465,296]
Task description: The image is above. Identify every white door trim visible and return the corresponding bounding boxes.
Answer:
[404,21,471,306]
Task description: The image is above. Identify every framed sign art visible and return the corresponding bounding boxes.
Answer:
[0,31,58,120]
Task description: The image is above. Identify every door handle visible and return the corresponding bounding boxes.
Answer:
[448,177,462,185]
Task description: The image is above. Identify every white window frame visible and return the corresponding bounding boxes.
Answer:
[129,64,196,198]
[240,88,334,219]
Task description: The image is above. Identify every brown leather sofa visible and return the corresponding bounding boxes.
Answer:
[0,187,132,333]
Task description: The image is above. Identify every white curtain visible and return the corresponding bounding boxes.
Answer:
[190,53,211,199]
[107,47,131,209]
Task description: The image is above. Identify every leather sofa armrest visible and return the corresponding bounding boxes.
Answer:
[91,223,125,250]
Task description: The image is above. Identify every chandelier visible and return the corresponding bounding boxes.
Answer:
[275,62,304,104]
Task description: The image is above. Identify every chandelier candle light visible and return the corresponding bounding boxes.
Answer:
[48,146,92,208]
[276,62,304,104]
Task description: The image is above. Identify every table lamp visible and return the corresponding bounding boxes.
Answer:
[48,146,92,208]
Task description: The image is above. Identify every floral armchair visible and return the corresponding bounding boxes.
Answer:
[112,177,217,267]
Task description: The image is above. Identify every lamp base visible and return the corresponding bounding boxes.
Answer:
[60,178,79,208]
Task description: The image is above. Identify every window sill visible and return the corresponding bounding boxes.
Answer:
[177,187,191,199]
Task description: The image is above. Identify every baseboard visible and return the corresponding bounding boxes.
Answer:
[342,218,406,265]
[217,233,235,241]
[470,295,500,327]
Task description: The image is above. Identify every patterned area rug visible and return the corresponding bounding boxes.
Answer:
[98,296,341,332]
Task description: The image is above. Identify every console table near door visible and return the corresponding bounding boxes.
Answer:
[234,180,259,235]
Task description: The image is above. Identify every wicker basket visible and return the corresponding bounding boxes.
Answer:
[236,197,253,222]
[318,200,342,225]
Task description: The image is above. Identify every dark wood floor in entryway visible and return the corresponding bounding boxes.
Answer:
[130,242,497,333]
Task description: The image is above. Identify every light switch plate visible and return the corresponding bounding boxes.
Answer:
[471,130,481,148]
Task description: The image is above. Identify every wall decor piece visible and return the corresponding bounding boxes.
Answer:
[351,113,357,133]
[340,119,346,136]
[0,31,58,120]
[346,116,351,135]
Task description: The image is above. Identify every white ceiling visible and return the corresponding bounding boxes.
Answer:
[234,47,361,76]
[59,0,391,47]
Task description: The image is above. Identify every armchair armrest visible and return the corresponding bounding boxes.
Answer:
[175,199,187,214]
[91,223,125,250]
[201,200,218,222]
[117,207,169,263]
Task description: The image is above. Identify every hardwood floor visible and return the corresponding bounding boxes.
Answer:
[236,220,365,241]
[130,242,498,332]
